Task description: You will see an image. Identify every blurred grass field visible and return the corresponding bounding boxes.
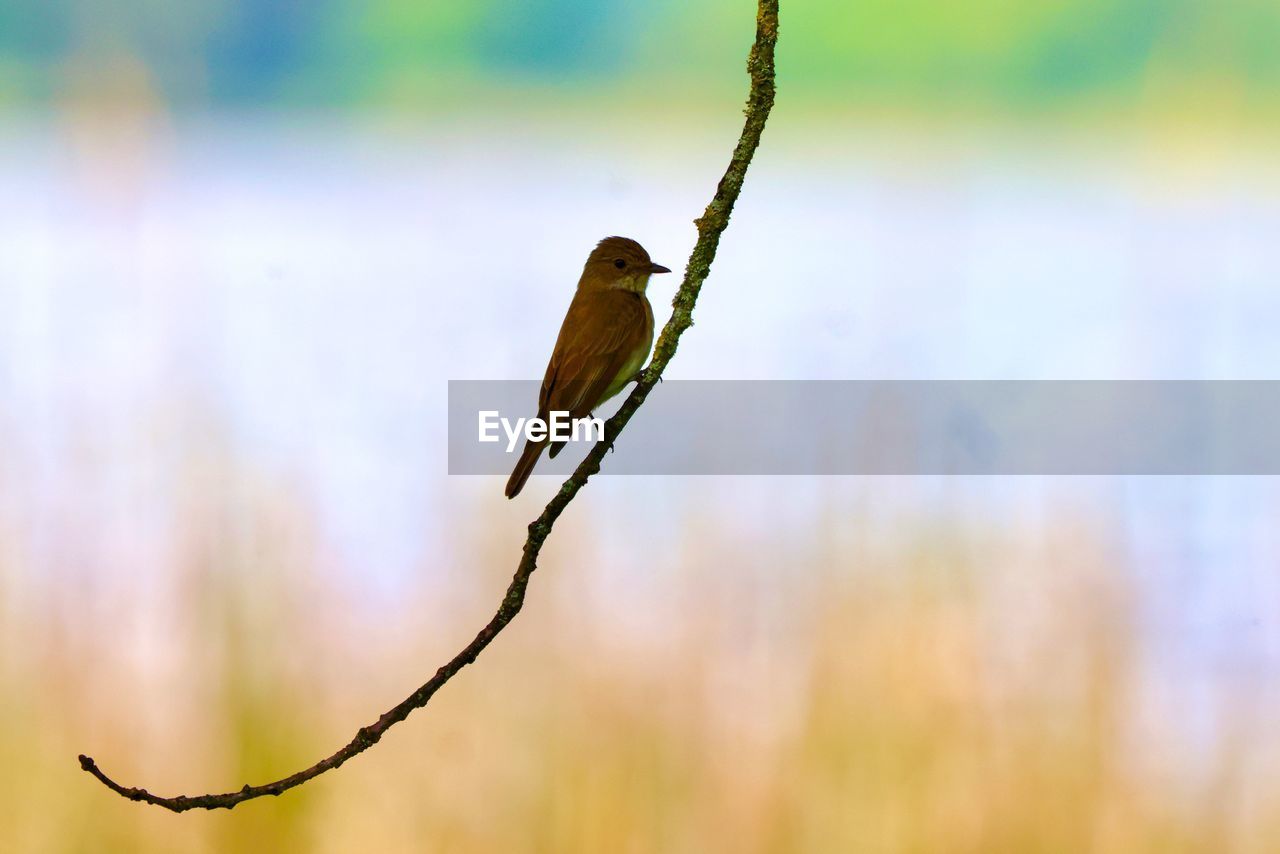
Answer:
[3,458,1278,854]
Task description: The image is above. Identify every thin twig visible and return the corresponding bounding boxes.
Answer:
[79,0,779,812]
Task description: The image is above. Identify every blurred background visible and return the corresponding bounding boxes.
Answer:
[2,1,1280,851]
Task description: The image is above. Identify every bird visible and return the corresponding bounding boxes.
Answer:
[505,236,671,498]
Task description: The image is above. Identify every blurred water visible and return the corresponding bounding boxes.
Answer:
[0,113,1278,704]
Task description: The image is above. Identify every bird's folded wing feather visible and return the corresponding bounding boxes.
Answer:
[540,290,648,419]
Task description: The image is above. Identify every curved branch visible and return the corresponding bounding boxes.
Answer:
[79,0,780,812]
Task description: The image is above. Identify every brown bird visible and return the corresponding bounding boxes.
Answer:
[505,236,670,498]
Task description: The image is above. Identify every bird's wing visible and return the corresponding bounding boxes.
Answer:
[539,290,649,419]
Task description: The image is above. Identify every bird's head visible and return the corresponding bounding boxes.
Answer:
[579,236,671,293]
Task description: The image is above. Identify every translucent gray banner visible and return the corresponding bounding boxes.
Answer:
[448,381,1280,475]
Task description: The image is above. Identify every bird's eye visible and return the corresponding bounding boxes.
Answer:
[614,258,627,269]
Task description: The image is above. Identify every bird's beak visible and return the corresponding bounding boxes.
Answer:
[649,262,672,274]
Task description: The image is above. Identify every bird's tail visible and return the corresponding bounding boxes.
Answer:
[505,437,547,499]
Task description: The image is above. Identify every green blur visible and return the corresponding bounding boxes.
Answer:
[1,0,1278,109]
